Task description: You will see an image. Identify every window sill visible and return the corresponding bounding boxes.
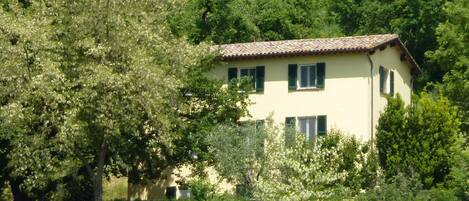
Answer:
[238,90,264,94]
[380,92,394,97]
[289,87,323,92]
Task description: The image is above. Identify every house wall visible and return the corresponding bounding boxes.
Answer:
[211,53,374,140]
[370,46,413,137]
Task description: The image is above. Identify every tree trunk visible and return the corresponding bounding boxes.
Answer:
[10,177,34,201]
[93,141,107,201]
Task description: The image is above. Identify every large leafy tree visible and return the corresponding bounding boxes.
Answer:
[0,1,248,201]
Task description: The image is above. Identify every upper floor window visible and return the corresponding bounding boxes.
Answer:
[288,62,325,90]
[379,66,394,96]
[299,64,317,88]
[240,68,256,89]
[227,66,265,92]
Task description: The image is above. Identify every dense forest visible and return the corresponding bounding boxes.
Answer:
[0,0,467,201]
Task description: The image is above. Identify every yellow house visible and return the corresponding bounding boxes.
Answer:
[210,34,420,141]
[131,34,421,200]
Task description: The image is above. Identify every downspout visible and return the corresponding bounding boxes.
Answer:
[366,53,374,151]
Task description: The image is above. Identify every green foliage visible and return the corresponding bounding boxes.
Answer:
[255,129,378,200]
[330,0,447,86]
[426,0,469,74]
[358,173,460,201]
[188,178,216,201]
[172,55,249,170]
[376,93,461,188]
[444,141,469,200]
[428,0,469,139]
[169,0,342,44]
[207,121,379,200]
[206,120,269,197]
[416,188,459,201]
[0,0,247,200]
[357,173,422,201]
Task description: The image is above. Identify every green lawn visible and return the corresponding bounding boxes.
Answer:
[104,177,127,201]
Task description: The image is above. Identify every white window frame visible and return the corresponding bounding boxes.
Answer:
[297,116,317,141]
[297,63,318,89]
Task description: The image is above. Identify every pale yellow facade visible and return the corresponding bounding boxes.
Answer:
[211,45,412,141]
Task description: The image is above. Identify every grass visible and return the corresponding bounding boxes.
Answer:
[103,177,128,201]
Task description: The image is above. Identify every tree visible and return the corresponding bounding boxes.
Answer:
[376,93,460,188]
[330,0,448,87]
[375,94,407,179]
[0,1,69,199]
[206,121,268,197]
[0,1,248,201]
[169,0,342,44]
[427,0,469,138]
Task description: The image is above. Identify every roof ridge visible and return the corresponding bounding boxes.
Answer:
[218,34,398,46]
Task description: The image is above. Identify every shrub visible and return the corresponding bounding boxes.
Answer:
[253,128,378,200]
[376,93,461,188]
[188,178,216,201]
[415,188,459,201]
[356,173,422,201]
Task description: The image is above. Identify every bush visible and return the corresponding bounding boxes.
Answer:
[416,188,459,201]
[188,178,216,201]
[376,93,461,188]
[357,173,460,201]
[253,128,378,200]
[357,173,422,201]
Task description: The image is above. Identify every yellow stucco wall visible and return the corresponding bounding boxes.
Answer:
[370,46,413,136]
[211,46,412,141]
[213,54,372,139]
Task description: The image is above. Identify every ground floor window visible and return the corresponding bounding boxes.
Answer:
[285,115,327,142]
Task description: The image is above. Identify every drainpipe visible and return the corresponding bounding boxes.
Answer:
[366,53,374,151]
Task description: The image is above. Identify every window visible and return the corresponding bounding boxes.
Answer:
[298,116,316,141]
[285,115,327,142]
[166,186,177,199]
[299,64,317,88]
[240,68,256,89]
[288,63,325,90]
[379,66,394,95]
[227,66,265,92]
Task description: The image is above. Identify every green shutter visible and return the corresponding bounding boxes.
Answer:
[317,115,327,136]
[255,66,265,92]
[379,66,385,93]
[288,64,298,90]
[228,68,238,86]
[390,71,394,96]
[256,119,265,130]
[285,117,296,146]
[316,62,325,88]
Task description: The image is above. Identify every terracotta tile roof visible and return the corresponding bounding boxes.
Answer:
[212,34,421,74]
